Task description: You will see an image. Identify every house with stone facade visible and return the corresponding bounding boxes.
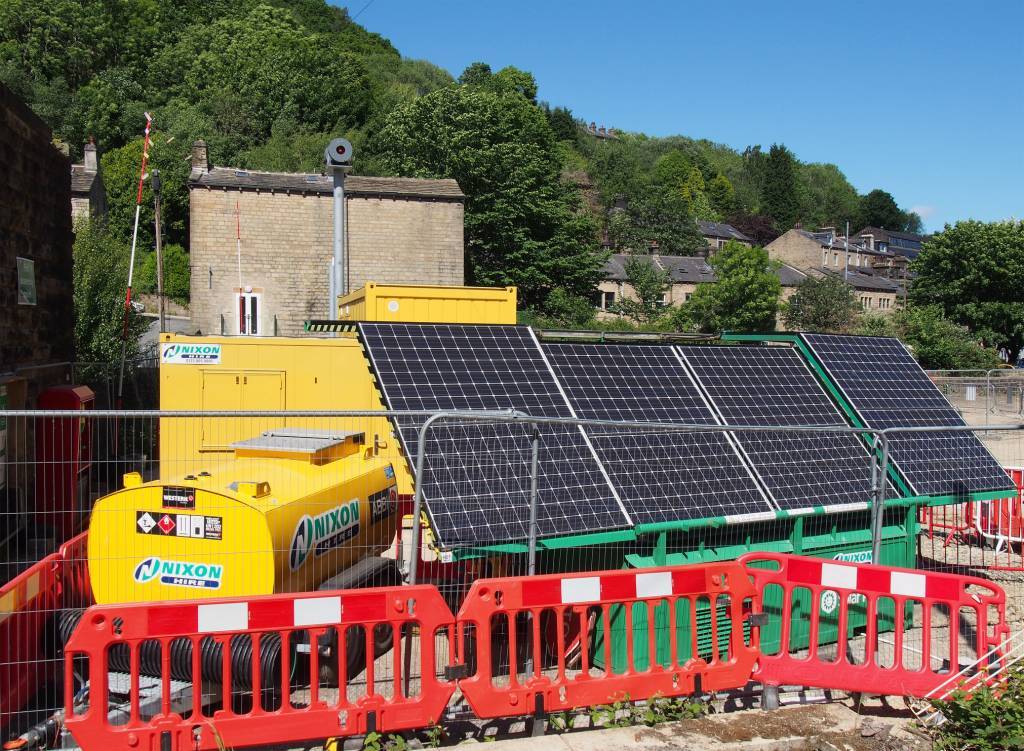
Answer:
[853,226,928,260]
[187,141,465,337]
[70,140,106,223]
[697,220,753,253]
[1,83,75,404]
[595,252,805,322]
[765,228,906,313]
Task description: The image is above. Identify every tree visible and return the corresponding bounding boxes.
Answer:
[73,219,148,363]
[369,84,605,307]
[725,211,781,246]
[761,143,800,230]
[675,241,781,333]
[607,184,704,255]
[799,163,859,230]
[896,306,1002,370]
[782,275,859,332]
[542,104,577,142]
[652,150,693,191]
[614,257,671,325]
[707,174,736,217]
[909,220,1024,356]
[681,167,718,221]
[857,189,910,232]
[136,244,191,305]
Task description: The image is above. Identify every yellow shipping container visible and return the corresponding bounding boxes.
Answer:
[337,282,517,324]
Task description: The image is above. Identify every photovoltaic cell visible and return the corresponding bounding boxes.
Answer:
[543,343,772,523]
[678,345,886,509]
[357,323,630,547]
[800,333,1013,497]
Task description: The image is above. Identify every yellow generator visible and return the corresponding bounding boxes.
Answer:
[88,427,401,605]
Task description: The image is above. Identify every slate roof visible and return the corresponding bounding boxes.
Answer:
[697,220,754,243]
[71,164,97,194]
[855,226,927,244]
[796,229,892,257]
[814,267,905,293]
[602,253,805,287]
[189,167,464,200]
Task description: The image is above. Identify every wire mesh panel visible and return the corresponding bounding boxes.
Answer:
[801,334,1015,498]
[358,323,630,547]
[678,344,885,510]
[543,342,771,523]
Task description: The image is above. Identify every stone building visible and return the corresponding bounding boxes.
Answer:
[595,252,805,324]
[187,141,465,336]
[70,140,106,222]
[765,228,905,312]
[697,220,754,252]
[0,83,75,404]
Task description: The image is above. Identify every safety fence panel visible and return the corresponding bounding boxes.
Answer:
[740,552,1008,698]
[0,552,62,732]
[454,562,759,719]
[918,467,1024,573]
[63,585,456,751]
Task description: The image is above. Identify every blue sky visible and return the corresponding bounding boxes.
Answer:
[346,0,1022,232]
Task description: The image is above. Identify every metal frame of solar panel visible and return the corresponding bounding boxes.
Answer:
[543,342,772,524]
[357,323,630,547]
[676,344,888,510]
[799,333,1014,497]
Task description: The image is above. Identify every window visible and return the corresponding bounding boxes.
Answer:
[833,252,839,267]
[237,290,262,335]
[861,296,872,309]
[660,293,670,305]
[594,290,616,310]
[684,292,694,302]
[16,257,36,306]
[879,297,891,310]
[822,249,828,267]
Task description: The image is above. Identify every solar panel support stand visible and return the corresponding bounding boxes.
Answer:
[870,434,891,564]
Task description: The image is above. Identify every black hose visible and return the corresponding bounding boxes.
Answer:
[59,609,289,692]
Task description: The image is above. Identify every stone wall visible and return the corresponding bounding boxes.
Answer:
[0,84,74,394]
[189,188,464,336]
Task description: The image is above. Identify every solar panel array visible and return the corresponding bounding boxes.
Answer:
[800,333,1014,497]
[543,343,770,523]
[357,323,629,547]
[678,346,885,508]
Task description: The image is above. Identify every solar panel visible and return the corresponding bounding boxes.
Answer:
[800,333,1013,497]
[543,343,772,523]
[357,323,630,547]
[677,345,885,509]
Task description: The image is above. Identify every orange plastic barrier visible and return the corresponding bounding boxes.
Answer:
[0,551,63,731]
[739,552,1008,698]
[63,585,456,751]
[454,562,758,719]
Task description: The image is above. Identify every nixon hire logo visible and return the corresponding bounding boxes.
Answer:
[161,343,221,364]
[289,499,360,571]
[134,557,223,589]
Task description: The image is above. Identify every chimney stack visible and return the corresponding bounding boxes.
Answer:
[83,138,97,172]
[191,139,209,173]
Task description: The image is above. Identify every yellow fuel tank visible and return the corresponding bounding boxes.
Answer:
[88,429,399,605]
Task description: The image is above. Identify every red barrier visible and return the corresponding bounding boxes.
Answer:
[455,563,758,719]
[0,552,61,731]
[63,585,456,751]
[740,552,1008,698]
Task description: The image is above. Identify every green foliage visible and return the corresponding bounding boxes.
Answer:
[761,143,800,230]
[854,312,898,338]
[782,274,859,332]
[370,84,605,307]
[457,61,538,102]
[799,163,859,230]
[537,287,598,328]
[930,666,1024,750]
[675,241,780,333]
[73,219,148,363]
[423,724,444,748]
[707,174,736,217]
[910,220,1024,355]
[897,305,1002,370]
[614,257,670,325]
[590,694,634,728]
[608,184,704,255]
[857,188,915,232]
[136,244,190,305]
[542,103,578,142]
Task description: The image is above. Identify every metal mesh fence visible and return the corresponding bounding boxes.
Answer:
[0,409,1022,743]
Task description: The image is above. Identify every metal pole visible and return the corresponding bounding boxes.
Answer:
[871,433,890,563]
[331,169,347,318]
[527,424,541,576]
[152,170,166,334]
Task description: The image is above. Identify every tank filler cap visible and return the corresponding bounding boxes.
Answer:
[122,472,143,489]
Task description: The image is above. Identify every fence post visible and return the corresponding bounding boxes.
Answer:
[871,432,890,564]
[527,423,541,577]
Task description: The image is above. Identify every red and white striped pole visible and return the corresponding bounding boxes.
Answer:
[116,112,153,409]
